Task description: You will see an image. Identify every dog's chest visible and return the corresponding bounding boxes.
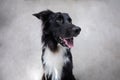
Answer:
[43,45,70,80]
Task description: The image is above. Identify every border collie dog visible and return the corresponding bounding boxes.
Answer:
[33,10,81,80]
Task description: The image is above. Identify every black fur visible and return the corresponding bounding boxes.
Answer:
[33,10,81,80]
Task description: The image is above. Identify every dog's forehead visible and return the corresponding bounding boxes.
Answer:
[55,12,70,18]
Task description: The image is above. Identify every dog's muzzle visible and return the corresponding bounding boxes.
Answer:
[72,26,81,37]
[57,26,81,48]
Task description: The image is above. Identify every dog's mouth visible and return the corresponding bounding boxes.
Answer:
[59,37,74,48]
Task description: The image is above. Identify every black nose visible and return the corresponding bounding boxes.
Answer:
[72,27,81,35]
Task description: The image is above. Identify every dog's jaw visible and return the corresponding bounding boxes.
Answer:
[59,37,74,48]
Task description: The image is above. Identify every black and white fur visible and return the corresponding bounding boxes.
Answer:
[33,10,81,80]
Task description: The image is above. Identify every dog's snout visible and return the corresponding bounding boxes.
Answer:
[72,27,81,34]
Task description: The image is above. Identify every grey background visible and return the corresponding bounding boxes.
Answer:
[0,0,120,80]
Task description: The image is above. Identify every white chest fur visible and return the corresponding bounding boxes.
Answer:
[43,45,70,80]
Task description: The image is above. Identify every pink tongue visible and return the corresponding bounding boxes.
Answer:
[63,39,73,48]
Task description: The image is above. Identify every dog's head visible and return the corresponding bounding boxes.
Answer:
[33,10,81,48]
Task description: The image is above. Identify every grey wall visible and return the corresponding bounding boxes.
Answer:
[0,0,120,80]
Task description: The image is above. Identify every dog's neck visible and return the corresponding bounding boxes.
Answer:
[42,42,71,80]
[42,34,69,52]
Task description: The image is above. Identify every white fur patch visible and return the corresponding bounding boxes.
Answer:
[43,45,70,80]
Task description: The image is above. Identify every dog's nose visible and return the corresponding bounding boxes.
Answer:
[72,27,81,34]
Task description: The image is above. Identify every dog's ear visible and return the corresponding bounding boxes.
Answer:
[33,10,54,22]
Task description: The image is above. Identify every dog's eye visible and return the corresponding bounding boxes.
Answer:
[56,18,63,23]
[68,18,72,23]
